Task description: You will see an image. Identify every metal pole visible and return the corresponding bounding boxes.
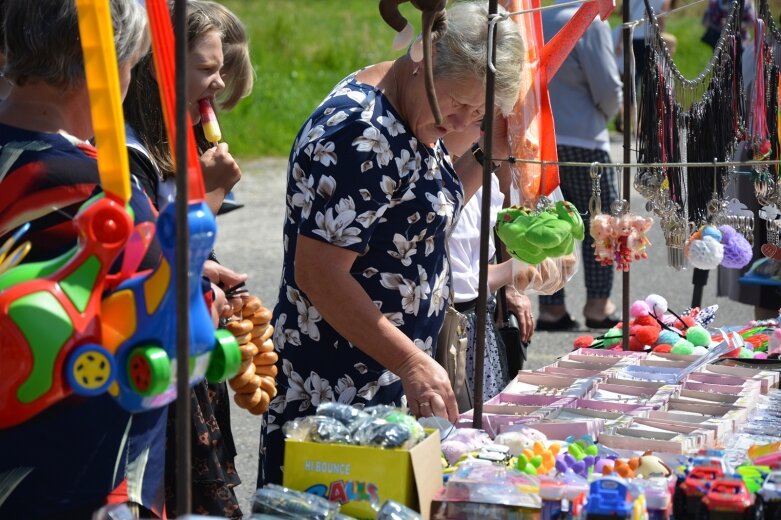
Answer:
[473,0,499,430]
[621,0,632,351]
[174,0,191,514]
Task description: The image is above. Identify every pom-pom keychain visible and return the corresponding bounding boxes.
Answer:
[588,163,652,271]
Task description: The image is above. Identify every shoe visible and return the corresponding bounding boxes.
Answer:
[217,192,244,215]
[585,312,622,330]
[536,313,581,332]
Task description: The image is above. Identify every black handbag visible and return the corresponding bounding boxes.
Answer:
[495,231,527,376]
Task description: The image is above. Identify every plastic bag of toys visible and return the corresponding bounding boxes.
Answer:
[496,188,581,295]
[282,402,425,450]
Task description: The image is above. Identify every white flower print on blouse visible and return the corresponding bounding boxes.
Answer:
[428,268,449,317]
[387,233,417,266]
[414,336,433,356]
[336,375,357,404]
[275,313,301,350]
[294,119,325,154]
[283,359,312,412]
[305,371,335,406]
[312,197,362,247]
[379,264,431,315]
[394,148,420,178]
[286,287,322,341]
[352,126,392,167]
[378,111,406,137]
[290,162,315,219]
[356,370,400,400]
[312,141,337,167]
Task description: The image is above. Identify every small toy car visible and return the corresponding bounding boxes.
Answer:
[699,478,762,520]
[673,465,724,519]
[584,477,635,520]
[757,471,781,518]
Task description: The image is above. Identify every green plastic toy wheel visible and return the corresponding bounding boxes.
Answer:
[126,345,170,396]
[205,330,242,382]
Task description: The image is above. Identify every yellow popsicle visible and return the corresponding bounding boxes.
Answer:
[198,98,222,145]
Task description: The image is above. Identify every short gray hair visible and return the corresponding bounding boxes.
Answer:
[434,0,524,115]
[4,0,148,90]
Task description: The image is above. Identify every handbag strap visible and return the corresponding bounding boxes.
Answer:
[494,229,510,322]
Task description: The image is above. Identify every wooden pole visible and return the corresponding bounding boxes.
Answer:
[174,0,192,514]
[473,0,499,429]
[621,0,631,350]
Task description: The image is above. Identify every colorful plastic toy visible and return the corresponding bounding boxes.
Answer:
[99,0,241,412]
[757,471,781,517]
[673,465,724,519]
[700,478,762,520]
[584,477,634,520]
[0,0,136,428]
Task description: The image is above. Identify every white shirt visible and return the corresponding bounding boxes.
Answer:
[448,173,505,302]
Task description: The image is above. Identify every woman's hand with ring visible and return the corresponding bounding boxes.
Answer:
[395,350,457,422]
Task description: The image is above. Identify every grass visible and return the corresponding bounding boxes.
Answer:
[218,0,419,158]
[218,0,781,158]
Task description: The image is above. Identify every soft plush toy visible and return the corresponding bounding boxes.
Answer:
[496,201,584,264]
[494,427,548,456]
[590,213,652,271]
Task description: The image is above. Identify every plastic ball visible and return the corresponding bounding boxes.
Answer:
[630,300,651,317]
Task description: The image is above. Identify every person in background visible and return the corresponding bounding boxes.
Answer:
[537,0,623,331]
[122,1,254,517]
[124,2,246,217]
[701,0,755,49]
[0,1,166,518]
[444,125,534,404]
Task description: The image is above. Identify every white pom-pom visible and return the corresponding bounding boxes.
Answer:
[393,22,415,51]
[687,236,724,270]
[410,33,424,62]
[645,294,668,317]
[692,346,709,356]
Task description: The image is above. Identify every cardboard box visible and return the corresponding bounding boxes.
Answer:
[282,430,442,519]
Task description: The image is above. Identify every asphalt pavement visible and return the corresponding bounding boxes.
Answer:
[213,138,755,514]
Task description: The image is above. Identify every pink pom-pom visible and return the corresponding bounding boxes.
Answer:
[630,301,651,318]
[754,352,768,359]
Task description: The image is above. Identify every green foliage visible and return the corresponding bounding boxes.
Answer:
[218,0,781,157]
[218,0,418,158]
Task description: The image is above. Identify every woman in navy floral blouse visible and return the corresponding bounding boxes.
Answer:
[259,1,525,485]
